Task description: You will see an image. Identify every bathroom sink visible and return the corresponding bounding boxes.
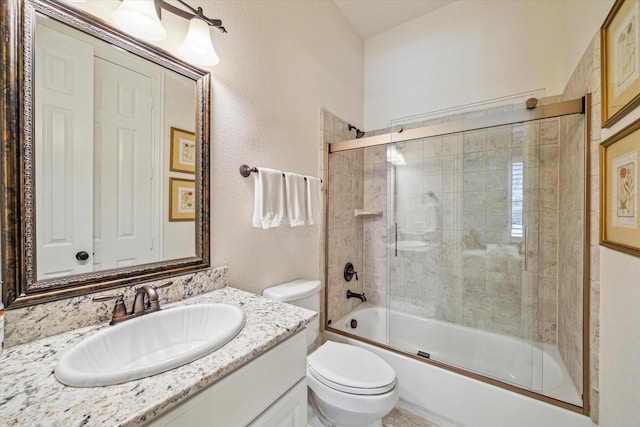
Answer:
[55,303,245,387]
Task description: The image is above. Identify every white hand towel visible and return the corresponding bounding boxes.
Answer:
[305,176,322,225]
[284,172,307,226]
[252,167,288,229]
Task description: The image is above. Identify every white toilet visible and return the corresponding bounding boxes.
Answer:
[263,279,399,427]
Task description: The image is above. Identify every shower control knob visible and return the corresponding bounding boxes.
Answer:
[344,262,358,281]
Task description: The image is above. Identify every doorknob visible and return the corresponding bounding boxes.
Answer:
[75,251,90,261]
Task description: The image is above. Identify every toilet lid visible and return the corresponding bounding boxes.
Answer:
[307,341,396,395]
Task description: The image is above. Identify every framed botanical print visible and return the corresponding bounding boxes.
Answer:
[600,117,640,256]
[170,127,196,173]
[169,178,196,221]
[602,0,640,127]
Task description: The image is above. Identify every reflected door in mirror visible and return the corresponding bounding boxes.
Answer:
[35,23,95,279]
[93,58,155,271]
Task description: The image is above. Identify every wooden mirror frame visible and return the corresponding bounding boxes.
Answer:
[0,0,211,308]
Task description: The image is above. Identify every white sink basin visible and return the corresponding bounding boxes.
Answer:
[55,303,245,387]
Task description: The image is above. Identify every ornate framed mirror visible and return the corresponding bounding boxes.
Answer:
[1,0,210,308]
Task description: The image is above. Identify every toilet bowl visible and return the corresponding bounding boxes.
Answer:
[263,279,399,427]
[307,341,399,427]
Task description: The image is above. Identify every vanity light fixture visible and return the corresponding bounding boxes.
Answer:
[112,0,226,66]
[112,0,167,41]
[178,16,219,66]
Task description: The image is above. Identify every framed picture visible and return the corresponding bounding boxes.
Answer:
[170,127,196,173]
[169,178,196,222]
[602,0,640,127]
[600,117,640,256]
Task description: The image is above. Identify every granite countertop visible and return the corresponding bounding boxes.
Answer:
[0,287,316,426]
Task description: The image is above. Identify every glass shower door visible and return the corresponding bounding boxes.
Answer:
[386,121,545,393]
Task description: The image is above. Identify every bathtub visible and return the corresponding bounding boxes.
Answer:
[326,304,590,427]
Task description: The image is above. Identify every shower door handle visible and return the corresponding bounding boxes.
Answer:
[523,226,528,272]
[395,222,398,256]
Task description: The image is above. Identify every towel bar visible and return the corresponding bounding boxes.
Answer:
[239,165,258,177]
[239,164,321,182]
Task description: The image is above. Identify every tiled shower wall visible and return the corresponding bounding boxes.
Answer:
[383,119,559,342]
[557,112,586,399]
[560,32,601,422]
[321,109,366,325]
[362,146,388,307]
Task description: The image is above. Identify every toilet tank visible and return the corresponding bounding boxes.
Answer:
[263,279,321,350]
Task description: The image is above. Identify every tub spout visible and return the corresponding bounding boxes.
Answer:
[346,290,366,302]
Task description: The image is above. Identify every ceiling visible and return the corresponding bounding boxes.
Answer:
[334,0,456,39]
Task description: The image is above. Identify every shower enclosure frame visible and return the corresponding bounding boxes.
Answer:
[322,94,592,416]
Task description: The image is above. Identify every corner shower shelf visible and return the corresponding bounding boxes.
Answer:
[354,209,383,217]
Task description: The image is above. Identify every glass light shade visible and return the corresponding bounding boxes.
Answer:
[387,146,406,165]
[178,18,220,66]
[112,0,167,41]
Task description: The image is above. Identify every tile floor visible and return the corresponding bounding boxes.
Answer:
[382,407,440,427]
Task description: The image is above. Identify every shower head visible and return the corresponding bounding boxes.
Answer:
[422,191,439,203]
[348,124,365,139]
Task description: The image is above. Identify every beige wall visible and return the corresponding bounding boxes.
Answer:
[163,72,196,260]
[562,1,615,87]
[207,0,363,295]
[364,1,564,130]
[364,0,613,130]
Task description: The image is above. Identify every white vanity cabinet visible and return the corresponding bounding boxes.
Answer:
[145,331,307,427]
[248,379,307,427]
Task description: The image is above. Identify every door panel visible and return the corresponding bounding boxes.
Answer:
[93,58,154,269]
[35,25,94,279]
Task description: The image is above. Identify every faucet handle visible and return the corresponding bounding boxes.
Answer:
[92,293,124,302]
[344,262,358,282]
[93,293,127,321]
[150,281,173,309]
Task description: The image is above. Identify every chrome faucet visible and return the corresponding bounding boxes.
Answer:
[93,281,173,325]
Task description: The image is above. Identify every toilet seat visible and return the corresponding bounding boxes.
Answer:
[307,341,396,395]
